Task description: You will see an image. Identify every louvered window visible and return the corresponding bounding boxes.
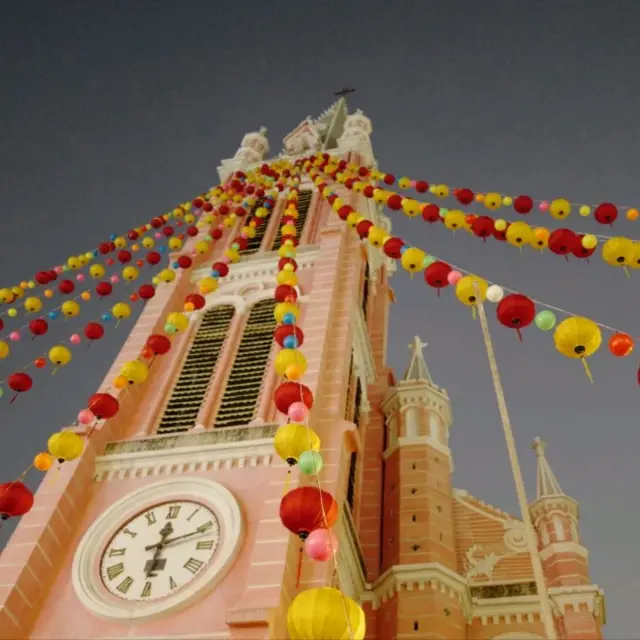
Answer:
[353,379,362,428]
[240,198,266,255]
[156,305,235,435]
[362,263,370,321]
[344,355,355,421]
[271,190,313,250]
[214,299,276,428]
[346,452,358,512]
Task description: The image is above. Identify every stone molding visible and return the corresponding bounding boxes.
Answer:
[382,435,452,461]
[95,425,279,481]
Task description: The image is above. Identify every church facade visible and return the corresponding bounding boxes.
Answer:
[0,103,605,639]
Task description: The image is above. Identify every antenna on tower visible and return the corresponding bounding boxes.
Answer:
[334,88,355,98]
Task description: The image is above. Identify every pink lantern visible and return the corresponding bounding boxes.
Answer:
[110,275,120,284]
[77,408,95,425]
[447,270,463,285]
[304,528,338,562]
[288,401,308,422]
[539,200,550,211]
[70,334,82,345]
[76,274,85,282]
[9,331,20,341]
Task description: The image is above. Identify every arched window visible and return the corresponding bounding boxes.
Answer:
[214,298,277,428]
[553,515,566,542]
[270,190,313,250]
[156,305,235,435]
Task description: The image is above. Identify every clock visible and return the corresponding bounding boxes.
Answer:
[99,500,220,602]
[73,477,243,621]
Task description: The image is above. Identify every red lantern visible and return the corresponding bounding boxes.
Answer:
[146,251,162,266]
[513,195,533,214]
[186,226,198,237]
[548,229,576,258]
[456,188,475,205]
[424,261,452,297]
[127,229,139,241]
[356,220,373,239]
[211,229,223,240]
[8,373,33,403]
[594,202,618,226]
[386,194,403,211]
[58,280,75,295]
[421,204,441,223]
[138,284,155,300]
[0,482,34,520]
[496,294,536,341]
[162,226,174,237]
[146,334,171,355]
[278,258,297,272]
[415,180,429,193]
[117,250,132,264]
[275,285,297,303]
[185,294,206,310]
[337,205,354,221]
[98,242,113,255]
[571,234,596,260]
[96,281,113,297]
[151,217,165,228]
[47,269,58,282]
[274,325,304,348]
[274,381,313,415]
[609,333,634,357]
[35,271,51,285]
[84,322,105,341]
[373,236,399,260]
[493,224,508,242]
[471,216,495,241]
[212,262,229,277]
[29,318,48,337]
[177,255,193,269]
[88,393,120,420]
[280,487,338,540]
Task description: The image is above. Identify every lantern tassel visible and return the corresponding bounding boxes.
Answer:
[437,288,441,298]
[52,367,58,376]
[295,543,303,589]
[624,266,630,279]
[84,341,92,352]
[9,394,18,404]
[564,255,569,262]
[516,328,523,342]
[283,468,291,496]
[580,357,595,384]
[472,305,477,321]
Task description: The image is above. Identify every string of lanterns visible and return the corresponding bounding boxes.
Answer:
[299,159,636,385]
[311,158,640,273]
[320,154,640,224]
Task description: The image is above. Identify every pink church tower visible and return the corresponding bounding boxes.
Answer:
[0,99,606,640]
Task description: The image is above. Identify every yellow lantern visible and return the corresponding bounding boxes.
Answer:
[24,296,42,313]
[553,316,601,383]
[443,210,466,231]
[0,341,9,359]
[401,198,422,217]
[61,300,80,317]
[168,237,183,251]
[120,360,149,384]
[549,198,572,220]
[122,266,139,281]
[158,269,175,283]
[505,221,533,248]
[142,237,155,249]
[67,256,81,270]
[629,243,640,269]
[275,349,307,378]
[400,247,426,274]
[113,237,126,248]
[112,302,131,320]
[601,237,634,269]
[11,286,24,300]
[483,192,502,210]
[166,312,189,332]
[90,264,105,279]
[281,224,297,237]
[530,228,549,251]
[198,277,219,294]
[455,274,488,309]
[225,248,240,263]
[287,587,366,640]
[0,288,12,303]
[277,270,298,287]
[48,430,84,463]
[48,345,72,367]
[432,184,449,199]
[367,226,387,248]
[275,302,300,324]
[274,423,320,465]
[194,241,209,254]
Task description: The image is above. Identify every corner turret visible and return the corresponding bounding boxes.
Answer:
[217,125,270,182]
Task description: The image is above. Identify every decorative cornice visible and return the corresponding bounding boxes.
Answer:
[95,424,279,481]
[381,380,450,417]
[538,542,589,562]
[383,435,452,461]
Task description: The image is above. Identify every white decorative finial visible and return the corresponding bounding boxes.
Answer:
[533,436,564,499]
[259,126,268,137]
[403,335,432,383]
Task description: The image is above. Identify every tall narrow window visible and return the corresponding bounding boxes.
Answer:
[346,453,358,513]
[239,198,266,255]
[344,354,355,421]
[156,305,235,435]
[362,263,370,321]
[353,379,362,428]
[271,190,313,250]
[214,299,277,428]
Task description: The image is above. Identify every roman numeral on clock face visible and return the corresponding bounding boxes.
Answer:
[196,540,215,550]
[145,511,156,525]
[167,505,181,519]
[169,576,177,590]
[197,521,213,533]
[183,557,204,574]
[116,576,134,594]
[141,581,152,598]
[106,562,125,581]
[108,547,126,557]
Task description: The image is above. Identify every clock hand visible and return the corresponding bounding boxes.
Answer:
[145,523,173,577]
[144,528,204,551]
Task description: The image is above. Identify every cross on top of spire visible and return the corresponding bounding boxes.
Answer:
[403,336,433,383]
[532,437,564,499]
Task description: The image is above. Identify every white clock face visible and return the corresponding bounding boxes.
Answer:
[100,500,220,602]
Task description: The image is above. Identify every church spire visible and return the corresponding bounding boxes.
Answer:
[403,336,432,383]
[533,437,564,498]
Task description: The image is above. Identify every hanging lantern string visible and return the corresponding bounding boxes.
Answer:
[319,153,640,219]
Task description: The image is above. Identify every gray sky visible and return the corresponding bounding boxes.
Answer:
[1,1,638,636]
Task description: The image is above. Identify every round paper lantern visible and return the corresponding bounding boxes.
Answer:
[33,452,53,472]
[496,294,536,341]
[553,317,602,382]
[299,450,324,475]
[571,234,596,260]
[534,310,557,331]
[486,285,505,303]
[421,204,441,223]
[8,372,32,400]
[505,222,533,248]
[513,195,533,214]
[608,333,634,357]
[87,393,119,419]
[274,382,313,415]
[120,360,149,385]
[594,202,618,226]
[146,334,171,355]
[274,325,304,348]
[549,198,572,220]
[48,430,84,463]
[548,229,576,257]
[84,322,105,341]
[305,528,338,562]
[455,275,488,307]
[424,261,452,297]
[287,587,366,640]
[29,318,48,337]
[0,482,34,519]
[471,216,494,241]
[456,188,475,205]
[601,237,634,268]
[280,487,338,540]
[274,423,320,466]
